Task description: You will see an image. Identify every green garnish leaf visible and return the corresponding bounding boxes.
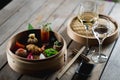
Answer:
[44,23,51,26]
[28,24,34,30]
[44,48,58,57]
[42,23,52,31]
[54,41,62,46]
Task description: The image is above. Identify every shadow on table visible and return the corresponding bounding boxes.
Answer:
[24,71,55,78]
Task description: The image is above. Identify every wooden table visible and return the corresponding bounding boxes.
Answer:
[0,0,120,80]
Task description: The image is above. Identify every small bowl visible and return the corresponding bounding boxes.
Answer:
[6,29,67,74]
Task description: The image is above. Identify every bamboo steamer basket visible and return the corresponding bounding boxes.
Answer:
[67,14,119,46]
[6,29,67,74]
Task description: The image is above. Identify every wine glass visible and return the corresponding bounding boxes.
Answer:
[91,16,110,63]
[77,1,98,54]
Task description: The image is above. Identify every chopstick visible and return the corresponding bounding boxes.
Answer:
[56,46,85,80]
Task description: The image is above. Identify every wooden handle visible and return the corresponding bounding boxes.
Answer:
[56,46,85,80]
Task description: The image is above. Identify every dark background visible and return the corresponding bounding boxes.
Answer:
[0,0,12,10]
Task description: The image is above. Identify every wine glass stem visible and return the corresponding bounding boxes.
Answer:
[98,41,103,59]
[85,25,89,52]
[86,31,89,50]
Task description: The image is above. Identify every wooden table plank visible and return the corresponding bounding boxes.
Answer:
[0,64,21,80]
[0,43,8,69]
[15,0,65,33]
[45,0,79,31]
[0,0,47,45]
[71,0,115,16]
[0,0,28,26]
[100,3,120,80]
[100,39,120,80]
[97,1,115,14]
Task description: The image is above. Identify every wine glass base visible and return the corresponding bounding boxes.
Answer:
[91,53,108,63]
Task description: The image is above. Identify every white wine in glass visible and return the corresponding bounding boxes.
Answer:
[78,12,98,28]
[77,1,98,54]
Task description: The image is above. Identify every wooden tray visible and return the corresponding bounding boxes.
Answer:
[67,14,119,46]
[6,29,67,74]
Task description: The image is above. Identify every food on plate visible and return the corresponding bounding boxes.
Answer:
[11,41,25,52]
[39,53,46,59]
[53,41,62,51]
[15,48,27,57]
[12,33,62,60]
[26,44,43,55]
[27,52,34,60]
[41,23,51,43]
[27,33,38,44]
[44,48,58,57]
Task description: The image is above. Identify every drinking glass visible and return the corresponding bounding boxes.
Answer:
[91,16,110,63]
[77,1,98,54]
